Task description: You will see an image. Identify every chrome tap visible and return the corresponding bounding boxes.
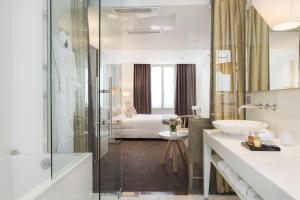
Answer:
[238,104,261,114]
[239,103,277,114]
[265,104,277,111]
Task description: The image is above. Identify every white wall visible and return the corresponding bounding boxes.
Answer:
[0,0,44,155]
[120,50,210,117]
[121,63,134,108]
[247,89,300,145]
[269,32,299,90]
[10,0,44,154]
[0,0,13,154]
[197,52,210,118]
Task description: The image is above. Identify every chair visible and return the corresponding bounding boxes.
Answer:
[186,118,212,193]
[175,115,195,131]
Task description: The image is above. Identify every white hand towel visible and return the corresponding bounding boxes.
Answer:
[217,160,227,172]
[224,166,235,183]
[247,188,263,200]
[235,179,250,198]
[233,172,241,185]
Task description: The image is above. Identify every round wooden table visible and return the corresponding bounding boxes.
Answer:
[158,130,189,172]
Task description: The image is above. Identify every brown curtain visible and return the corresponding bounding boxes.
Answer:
[211,0,246,193]
[175,64,196,116]
[247,7,269,92]
[134,64,152,114]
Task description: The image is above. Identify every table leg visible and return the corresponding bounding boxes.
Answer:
[160,140,171,164]
[169,144,173,159]
[179,140,189,164]
[172,142,177,172]
[176,141,188,166]
[204,141,212,199]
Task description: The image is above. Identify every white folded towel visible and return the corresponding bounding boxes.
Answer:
[233,172,241,184]
[217,160,227,172]
[218,160,240,184]
[224,165,235,183]
[235,179,251,198]
[247,188,263,200]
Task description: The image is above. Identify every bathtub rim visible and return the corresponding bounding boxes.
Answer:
[18,153,92,200]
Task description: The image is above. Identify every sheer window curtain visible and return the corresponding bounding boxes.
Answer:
[211,0,245,121]
[211,0,246,193]
[247,7,269,92]
[133,64,152,114]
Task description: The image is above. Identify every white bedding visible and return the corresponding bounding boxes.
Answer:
[117,114,176,129]
[114,114,177,138]
[114,129,167,139]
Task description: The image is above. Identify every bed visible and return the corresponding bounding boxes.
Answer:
[113,114,177,138]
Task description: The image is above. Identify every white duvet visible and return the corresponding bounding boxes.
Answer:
[117,114,177,130]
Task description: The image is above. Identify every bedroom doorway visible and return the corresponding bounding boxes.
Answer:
[97,0,212,197]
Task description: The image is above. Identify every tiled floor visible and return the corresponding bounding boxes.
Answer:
[95,194,239,200]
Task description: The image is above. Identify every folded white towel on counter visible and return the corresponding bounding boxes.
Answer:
[235,179,251,198]
[217,160,226,172]
[247,188,263,200]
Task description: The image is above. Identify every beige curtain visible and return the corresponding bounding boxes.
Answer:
[211,0,246,193]
[247,7,269,92]
[71,0,89,152]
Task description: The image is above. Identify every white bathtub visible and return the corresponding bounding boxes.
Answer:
[0,153,92,200]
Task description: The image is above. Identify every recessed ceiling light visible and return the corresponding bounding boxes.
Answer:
[162,26,174,31]
[108,13,118,19]
[150,25,174,31]
[150,25,161,31]
[127,30,162,34]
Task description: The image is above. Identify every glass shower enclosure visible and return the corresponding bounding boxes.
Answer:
[50,0,123,199]
[0,0,122,199]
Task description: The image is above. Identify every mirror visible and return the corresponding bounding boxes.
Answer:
[246,6,300,92]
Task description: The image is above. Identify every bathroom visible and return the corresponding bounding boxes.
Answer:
[0,0,300,200]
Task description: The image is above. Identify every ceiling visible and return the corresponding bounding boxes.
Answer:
[90,0,210,7]
[100,5,211,51]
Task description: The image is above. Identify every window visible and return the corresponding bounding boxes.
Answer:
[151,65,175,109]
[216,71,231,92]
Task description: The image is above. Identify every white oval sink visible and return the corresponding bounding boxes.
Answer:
[212,120,268,135]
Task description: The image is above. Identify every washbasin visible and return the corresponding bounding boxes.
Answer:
[212,120,268,135]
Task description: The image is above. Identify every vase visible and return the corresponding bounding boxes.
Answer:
[170,127,177,136]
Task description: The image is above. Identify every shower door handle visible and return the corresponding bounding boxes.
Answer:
[109,77,113,138]
[97,120,117,125]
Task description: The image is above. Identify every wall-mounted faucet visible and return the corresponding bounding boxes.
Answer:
[239,103,277,114]
[10,149,19,155]
[239,104,261,114]
[264,104,277,111]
